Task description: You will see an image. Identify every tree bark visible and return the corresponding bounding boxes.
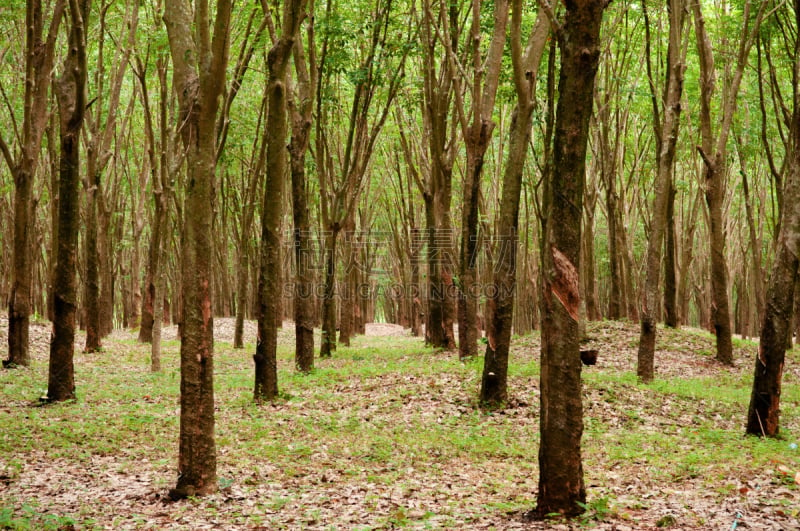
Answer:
[255,0,304,401]
[536,0,606,518]
[746,0,800,438]
[136,57,170,345]
[457,0,510,359]
[84,176,102,351]
[290,112,314,371]
[287,19,316,371]
[480,11,548,406]
[320,230,339,357]
[663,181,679,328]
[692,0,767,366]
[164,0,232,499]
[48,0,88,403]
[415,0,460,350]
[338,218,357,347]
[637,0,686,383]
[2,0,65,368]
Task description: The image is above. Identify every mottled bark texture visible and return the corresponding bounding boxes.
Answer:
[746,0,800,438]
[2,0,65,368]
[480,11,548,406]
[48,0,88,402]
[164,0,232,498]
[692,0,767,366]
[289,64,315,371]
[255,0,305,400]
[536,0,606,518]
[637,0,686,383]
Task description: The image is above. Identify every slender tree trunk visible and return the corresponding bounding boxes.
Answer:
[6,169,34,368]
[458,143,484,359]
[536,0,606,517]
[98,210,114,336]
[3,0,65,368]
[481,11,548,406]
[604,176,623,320]
[746,0,800,437]
[289,22,315,371]
[692,0,766,365]
[410,226,423,337]
[338,220,356,347]
[583,201,600,321]
[740,163,765,330]
[664,181,679,327]
[164,0,232,499]
[84,173,102,352]
[233,247,249,349]
[705,158,734,364]
[290,120,314,371]
[151,214,168,373]
[320,229,339,357]
[255,0,304,400]
[137,58,170,345]
[424,194,456,349]
[48,0,88,403]
[638,0,686,382]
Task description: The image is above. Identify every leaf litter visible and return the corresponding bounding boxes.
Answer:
[0,317,799,529]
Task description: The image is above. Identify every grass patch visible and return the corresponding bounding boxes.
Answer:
[1,321,799,528]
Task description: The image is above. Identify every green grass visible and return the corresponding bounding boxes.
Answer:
[1,322,800,528]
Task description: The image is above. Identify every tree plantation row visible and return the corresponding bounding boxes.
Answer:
[0,0,798,520]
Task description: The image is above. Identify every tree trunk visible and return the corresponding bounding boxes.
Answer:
[136,57,171,345]
[233,247,249,349]
[290,119,314,371]
[151,214,169,373]
[164,0,232,499]
[480,11,548,406]
[84,174,102,352]
[746,0,800,437]
[6,168,34,368]
[254,0,304,400]
[705,158,734,365]
[692,0,766,365]
[48,0,88,403]
[98,209,114,336]
[583,197,600,321]
[458,138,485,359]
[603,174,623,320]
[410,226,423,337]
[663,181,679,327]
[338,220,356,347]
[536,0,606,518]
[3,0,65,368]
[320,229,339,357]
[638,0,686,382]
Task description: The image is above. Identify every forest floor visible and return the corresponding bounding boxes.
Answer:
[1,317,800,530]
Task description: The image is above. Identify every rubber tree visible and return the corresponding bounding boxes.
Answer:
[0,0,65,368]
[289,6,317,373]
[83,0,138,351]
[47,0,89,403]
[254,0,307,402]
[413,0,465,350]
[456,0,510,359]
[536,0,607,518]
[479,9,549,405]
[163,0,232,498]
[745,0,800,438]
[692,0,767,365]
[636,0,688,383]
